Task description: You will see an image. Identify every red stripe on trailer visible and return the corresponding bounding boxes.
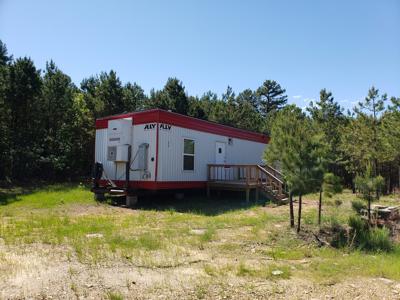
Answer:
[99,179,206,190]
[95,109,269,144]
[155,120,159,181]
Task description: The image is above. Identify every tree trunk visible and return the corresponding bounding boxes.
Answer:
[297,194,302,233]
[289,191,294,228]
[318,189,322,226]
[368,194,371,225]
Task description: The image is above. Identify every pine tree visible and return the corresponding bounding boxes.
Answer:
[7,57,43,179]
[147,78,189,114]
[41,60,76,177]
[234,89,263,131]
[81,70,125,118]
[0,40,12,179]
[98,70,124,116]
[264,105,324,231]
[341,87,389,193]
[164,78,189,114]
[382,97,400,191]
[355,165,384,223]
[188,96,208,120]
[122,82,146,112]
[256,80,288,117]
[355,86,387,176]
[319,173,342,225]
[0,40,12,65]
[307,89,346,173]
[68,92,95,177]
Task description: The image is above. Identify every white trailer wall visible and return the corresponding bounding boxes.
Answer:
[157,124,267,182]
[96,122,267,184]
[95,123,157,182]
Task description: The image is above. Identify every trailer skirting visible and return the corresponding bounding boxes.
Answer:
[98,179,206,190]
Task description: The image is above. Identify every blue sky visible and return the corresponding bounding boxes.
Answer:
[1,0,399,110]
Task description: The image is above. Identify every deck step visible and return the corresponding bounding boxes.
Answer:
[109,189,126,195]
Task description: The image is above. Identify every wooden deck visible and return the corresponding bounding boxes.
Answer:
[206,164,287,202]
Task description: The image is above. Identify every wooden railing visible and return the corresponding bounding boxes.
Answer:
[257,165,285,197]
[260,164,282,181]
[207,164,260,184]
[207,164,286,197]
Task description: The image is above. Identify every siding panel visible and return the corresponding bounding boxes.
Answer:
[157,124,266,182]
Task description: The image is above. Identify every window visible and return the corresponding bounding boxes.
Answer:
[183,139,195,171]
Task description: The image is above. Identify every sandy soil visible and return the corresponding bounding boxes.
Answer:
[1,195,399,299]
[1,242,400,300]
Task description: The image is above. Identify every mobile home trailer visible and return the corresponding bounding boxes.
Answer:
[93,109,273,201]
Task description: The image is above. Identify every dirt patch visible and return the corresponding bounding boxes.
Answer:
[1,243,399,299]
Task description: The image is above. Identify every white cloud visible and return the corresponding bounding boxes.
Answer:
[292,95,302,99]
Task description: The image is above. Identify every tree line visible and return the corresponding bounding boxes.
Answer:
[0,40,287,181]
[265,89,400,231]
[0,39,399,197]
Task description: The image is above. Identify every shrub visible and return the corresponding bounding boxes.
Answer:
[348,215,367,232]
[351,199,367,214]
[348,215,393,252]
[334,199,343,207]
[364,228,393,252]
[328,215,348,248]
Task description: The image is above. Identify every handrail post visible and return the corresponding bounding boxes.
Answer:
[256,167,260,185]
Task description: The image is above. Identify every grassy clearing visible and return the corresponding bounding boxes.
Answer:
[0,184,399,285]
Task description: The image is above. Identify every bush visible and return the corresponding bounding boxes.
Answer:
[348,215,367,232]
[351,199,367,214]
[334,199,343,207]
[329,215,341,230]
[364,228,393,252]
[348,215,393,252]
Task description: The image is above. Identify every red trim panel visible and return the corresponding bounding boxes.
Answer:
[155,121,159,181]
[95,109,269,143]
[99,180,206,190]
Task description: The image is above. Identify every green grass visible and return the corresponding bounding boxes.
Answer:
[107,291,124,300]
[0,183,94,215]
[307,247,400,283]
[236,262,291,279]
[0,184,399,283]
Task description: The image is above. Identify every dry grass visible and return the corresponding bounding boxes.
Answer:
[0,184,400,299]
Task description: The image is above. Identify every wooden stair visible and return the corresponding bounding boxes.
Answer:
[206,164,288,203]
[257,165,288,204]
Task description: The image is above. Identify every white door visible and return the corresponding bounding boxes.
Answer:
[215,142,226,164]
[215,142,226,180]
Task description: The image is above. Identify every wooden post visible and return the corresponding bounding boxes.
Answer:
[297,194,302,233]
[289,191,294,228]
[256,188,259,201]
[256,167,260,185]
[318,189,322,226]
[246,188,250,202]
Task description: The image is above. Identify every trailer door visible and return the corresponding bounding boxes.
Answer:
[215,142,226,164]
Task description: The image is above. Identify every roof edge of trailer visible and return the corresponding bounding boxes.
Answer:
[95,109,269,144]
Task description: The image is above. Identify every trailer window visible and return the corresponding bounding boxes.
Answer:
[183,139,195,171]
